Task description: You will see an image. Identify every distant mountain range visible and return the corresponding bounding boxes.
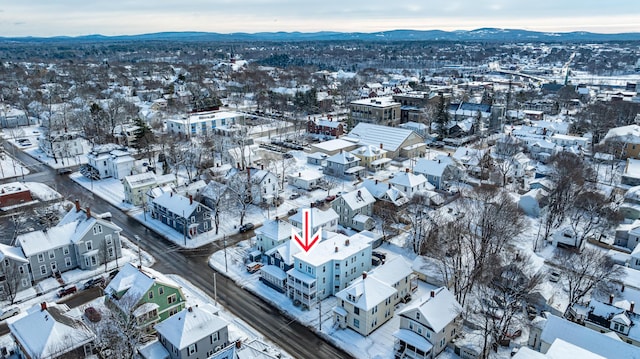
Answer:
[3,28,640,42]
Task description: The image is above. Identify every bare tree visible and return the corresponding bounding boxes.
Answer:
[567,191,621,250]
[0,260,25,304]
[227,170,252,226]
[553,247,624,308]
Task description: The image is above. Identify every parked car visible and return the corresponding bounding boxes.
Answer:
[287,208,298,216]
[56,168,72,175]
[549,271,560,283]
[84,307,102,322]
[108,269,120,279]
[246,262,263,273]
[83,277,105,290]
[57,285,77,298]
[325,195,336,202]
[289,193,301,200]
[0,306,20,321]
[239,223,255,233]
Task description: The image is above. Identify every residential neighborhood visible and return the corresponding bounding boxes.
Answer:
[1,21,640,359]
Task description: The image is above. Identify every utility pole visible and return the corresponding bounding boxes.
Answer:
[318,297,322,331]
[214,272,218,306]
[223,235,228,273]
[134,235,142,267]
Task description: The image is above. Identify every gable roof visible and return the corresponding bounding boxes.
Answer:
[389,172,432,190]
[340,188,375,210]
[255,219,297,241]
[398,287,462,333]
[368,256,413,287]
[540,314,640,358]
[359,179,409,206]
[604,125,640,145]
[155,305,228,350]
[0,243,28,263]
[349,123,422,152]
[9,303,96,359]
[265,239,301,266]
[335,275,396,311]
[326,151,360,165]
[152,191,209,218]
[414,158,448,178]
[289,207,338,228]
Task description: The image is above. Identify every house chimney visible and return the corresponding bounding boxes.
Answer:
[235,341,242,349]
[388,183,392,189]
[335,246,339,253]
[622,284,626,292]
[275,216,279,222]
[86,207,91,219]
[380,143,383,149]
[362,272,367,280]
[632,301,636,313]
[237,162,241,169]
[75,199,81,212]
[298,172,301,177]
[40,302,47,311]
[345,239,350,246]
[189,195,193,205]
[170,192,173,197]
[430,290,435,298]
[405,168,409,173]
[610,294,614,305]
[375,179,378,185]
[261,164,264,170]
[438,159,441,164]
[188,307,193,312]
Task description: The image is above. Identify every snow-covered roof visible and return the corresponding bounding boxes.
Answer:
[155,305,228,350]
[335,275,396,311]
[152,191,207,218]
[294,232,374,267]
[124,172,157,188]
[625,159,640,179]
[368,256,413,287]
[326,151,360,165]
[289,207,338,229]
[452,147,486,167]
[339,188,375,211]
[255,219,297,241]
[414,158,448,177]
[17,222,75,256]
[540,314,640,358]
[9,303,96,359]
[351,144,387,157]
[312,139,358,153]
[260,265,287,280]
[393,329,433,353]
[604,125,640,145]
[398,287,462,333]
[350,96,399,107]
[359,179,409,206]
[0,243,28,263]
[348,123,421,152]
[389,172,432,190]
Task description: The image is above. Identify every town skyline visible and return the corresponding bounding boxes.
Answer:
[1,0,639,37]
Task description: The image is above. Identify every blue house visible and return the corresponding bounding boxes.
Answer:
[260,240,301,293]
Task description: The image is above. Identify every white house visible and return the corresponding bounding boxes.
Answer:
[286,232,374,309]
[38,130,86,160]
[167,111,245,137]
[394,287,462,359]
[86,144,136,180]
[287,170,324,191]
[249,169,280,205]
[388,171,434,198]
[255,218,298,254]
[360,179,409,207]
[288,207,339,237]
[333,257,415,336]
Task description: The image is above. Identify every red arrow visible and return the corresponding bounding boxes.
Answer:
[292,208,322,253]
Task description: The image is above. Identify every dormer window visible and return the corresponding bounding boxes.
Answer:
[416,312,421,320]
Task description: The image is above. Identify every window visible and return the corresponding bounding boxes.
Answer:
[38,254,45,263]
[63,246,70,255]
[65,257,72,267]
[105,235,113,245]
[416,312,421,320]
[86,241,93,251]
[188,344,197,355]
[21,278,28,287]
[92,225,103,235]
[353,318,360,328]
[18,266,24,274]
[354,307,360,315]
[168,294,177,304]
[204,221,208,230]
[40,265,47,275]
[191,217,195,224]
[210,331,219,343]
[159,287,164,295]
[50,262,57,272]
[148,291,154,299]
[108,247,115,258]
[48,250,55,259]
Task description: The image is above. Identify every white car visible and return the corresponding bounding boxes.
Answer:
[0,306,20,321]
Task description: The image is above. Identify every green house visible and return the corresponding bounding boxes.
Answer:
[105,263,186,332]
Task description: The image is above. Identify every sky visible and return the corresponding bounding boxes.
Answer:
[1,1,639,37]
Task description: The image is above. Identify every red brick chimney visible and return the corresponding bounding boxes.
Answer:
[405,168,409,173]
[631,301,636,313]
[430,290,435,298]
[40,302,47,311]
[188,307,193,312]
[75,199,81,212]
[86,207,91,219]
[362,272,367,280]
[380,143,383,149]
[189,195,193,205]
[235,340,242,349]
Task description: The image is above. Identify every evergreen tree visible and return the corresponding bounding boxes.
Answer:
[132,118,155,164]
[434,95,450,140]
